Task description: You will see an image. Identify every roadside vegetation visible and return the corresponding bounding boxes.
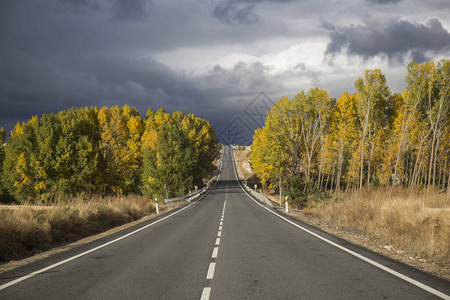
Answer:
[304,188,449,265]
[251,59,449,208]
[0,106,220,263]
[0,195,156,262]
[0,106,219,203]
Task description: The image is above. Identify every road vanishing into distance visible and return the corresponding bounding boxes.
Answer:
[0,146,449,299]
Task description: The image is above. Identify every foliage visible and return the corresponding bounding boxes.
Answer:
[1,106,219,203]
[141,110,219,199]
[250,59,450,204]
[0,127,13,203]
[286,175,306,207]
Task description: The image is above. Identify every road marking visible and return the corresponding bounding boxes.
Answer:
[206,262,216,279]
[201,287,211,300]
[212,247,219,258]
[200,155,227,300]
[230,149,450,300]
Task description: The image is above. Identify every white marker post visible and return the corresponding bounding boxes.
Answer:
[285,196,288,213]
[254,184,257,191]
[155,198,159,214]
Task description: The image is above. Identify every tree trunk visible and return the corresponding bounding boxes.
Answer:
[367,137,375,187]
[411,127,431,187]
[427,131,436,193]
[447,167,450,196]
[359,134,365,189]
[325,173,330,191]
[330,163,336,192]
[335,147,344,195]
[318,137,324,189]
[433,133,441,189]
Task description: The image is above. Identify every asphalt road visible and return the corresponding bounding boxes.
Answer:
[0,146,449,299]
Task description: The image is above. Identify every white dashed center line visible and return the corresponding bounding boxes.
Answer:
[206,262,216,279]
[200,149,230,300]
[212,247,219,258]
[201,287,211,300]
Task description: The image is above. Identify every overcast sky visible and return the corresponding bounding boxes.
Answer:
[1,0,449,142]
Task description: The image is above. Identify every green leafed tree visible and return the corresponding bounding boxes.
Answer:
[0,127,12,203]
[141,121,197,199]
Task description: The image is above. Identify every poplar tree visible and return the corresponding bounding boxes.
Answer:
[355,69,390,188]
[141,121,196,199]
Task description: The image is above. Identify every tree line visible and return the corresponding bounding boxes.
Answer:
[251,59,449,206]
[0,106,219,204]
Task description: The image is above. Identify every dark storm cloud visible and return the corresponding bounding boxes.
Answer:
[213,0,292,25]
[0,0,280,136]
[324,18,450,63]
[0,2,273,135]
[214,2,260,25]
[113,0,154,21]
[1,0,448,137]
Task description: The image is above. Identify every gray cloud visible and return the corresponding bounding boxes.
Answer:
[214,2,260,25]
[366,0,401,4]
[324,18,450,63]
[213,0,292,25]
[113,0,154,21]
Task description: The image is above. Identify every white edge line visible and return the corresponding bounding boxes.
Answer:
[201,287,211,300]
[229,147,450,300]
[0,148,227,292]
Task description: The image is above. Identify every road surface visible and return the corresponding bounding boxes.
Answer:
[0,146,449,299]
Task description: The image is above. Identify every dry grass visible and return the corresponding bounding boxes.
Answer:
[0,195,157,263]
[304,187,450,265]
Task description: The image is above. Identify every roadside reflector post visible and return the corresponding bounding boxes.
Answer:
[155,198,159,214]
[285,196,288,213]
[254,184,257,191]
